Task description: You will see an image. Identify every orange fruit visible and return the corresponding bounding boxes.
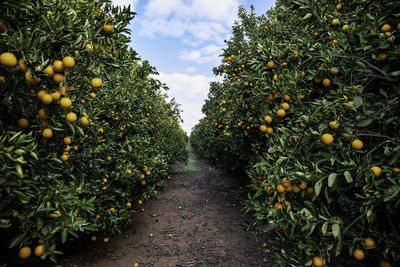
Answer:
[299,181,307,190]
[352,139,363,150]
[63,137,71,145]
[265,115,272,124]
[42,128,53,139]
[277,109,286,118]
[50,91,60,101]
[53,60,64,72]
[370,166,382,177]
[353,249,365,260]
[329,121,339,129]
[103,24,114,33]
[282,102,290,111]
[364,237,376,247]
[44,65,54,77]
[267,59,275,69]
[17,118,29,129]
[260,125,268,133]
[66,112,77,123]
[91,77,102,88]
[379,261,392,267]
[0,52,17,68]
[60,97,72,108]
[381,24,391,32]
[276,184,285,193]
[19,59,28,72]
[81,116,91,126]
[53,73,64,84]
[41,94,53,105]
[19,247,31,259]
[312,256,324,267]
[34,245,44,256]
[307,187,314,195]
[321,133,333,145]
[91,236,97,241]
[322,78,331,87]
[63,56,75,68]
[331,18,339,26]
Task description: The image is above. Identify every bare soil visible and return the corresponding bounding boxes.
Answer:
[54,151,278,267]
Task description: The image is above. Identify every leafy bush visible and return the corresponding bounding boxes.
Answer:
[0,0,187,264]
[191,0,400,266]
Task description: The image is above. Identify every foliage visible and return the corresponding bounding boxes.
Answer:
[191,0,400,265]
[0,0,187,264]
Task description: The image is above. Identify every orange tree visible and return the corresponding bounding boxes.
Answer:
[191,0,400,266]
[0,0,187,264]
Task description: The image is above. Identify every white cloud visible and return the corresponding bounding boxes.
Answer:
[186,66,196,72]
[153,71,214,133]
[112,0,135,9]
[179,44,222,64]
[138,0,239,44]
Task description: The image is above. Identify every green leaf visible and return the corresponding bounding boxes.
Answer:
[302,13,312,20]
[9,233,25,248]
[353,96,363,108]
[328,173,337,187]
[314,179,323,196]
[357,119,373,127]
[332,223,340,238]
[61,229,67,244]
[344,171,353,183]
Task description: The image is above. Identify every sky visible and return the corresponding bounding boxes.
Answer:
[112,0,276,133]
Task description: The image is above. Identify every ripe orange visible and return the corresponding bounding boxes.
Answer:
[44,65,54,77]
[81,116,91,126]
[126,202,132,207]
[265,115,272,124]
[352,139,363,150]
[364,237,376,247]
[379,261,392,267]
[38,109,47,119]
[60,97,72,108]
[307,187,314,195]
[267,59,275,69]
[275,203,284,210]
[331,18,339,26]
[50,91,60,101]
[370,166,382,177]
[299,181,307,190]
[53,60,64,72]
[260,125,268,133]
[42,128,53,139]
[138,200,143,205]
[34,245,44,257]
[336,4,342,10]
[103,237,109,243]
[61,154,69,161]
[66,112,77,123]
[381,24,391,32]
[91,77,102,88]
[277,109,286,118]
[104,24,114,33]
[378,53,387,61]
[41,94,53,105]
[282,102,290,111]
[328,121,339,129]
[273,73,278,81]
[18,118,29,129]
[63,56,75,68]
[312,256,324,267]
[342,24,349,30]
[322,78,331,87]
[0,52,17,68]
[353,249,365,260]
[19,247,31,259]
[91,236,97,241]
[276,184,285,193]
[19,59,28,72]
[53,73,64,84]
[321,133,333,145]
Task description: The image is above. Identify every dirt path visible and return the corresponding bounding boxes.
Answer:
[57,149,277,267]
